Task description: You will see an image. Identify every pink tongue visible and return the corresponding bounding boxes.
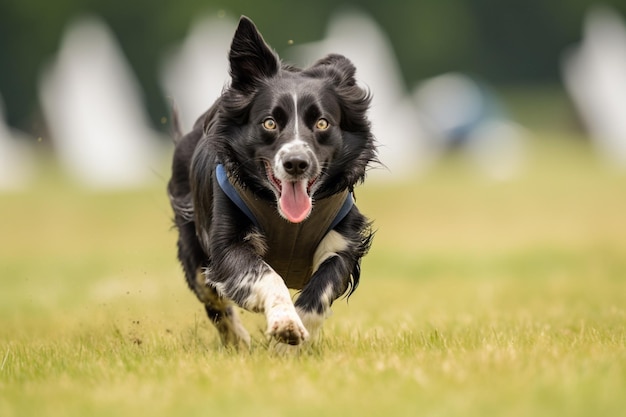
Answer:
[279,180,312,223]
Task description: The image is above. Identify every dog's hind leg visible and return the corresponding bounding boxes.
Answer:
[206,304,250,348]
[196,271,251,349]
[176,220,250,349]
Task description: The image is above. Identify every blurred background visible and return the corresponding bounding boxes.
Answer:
[2,5,626,414]
[2,0,626,187]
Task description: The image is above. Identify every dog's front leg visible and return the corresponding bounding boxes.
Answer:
[294,230,361,341]
[248,269,310,345]
[207,248,309,346]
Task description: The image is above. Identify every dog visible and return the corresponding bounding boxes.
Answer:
[168,16,376,348]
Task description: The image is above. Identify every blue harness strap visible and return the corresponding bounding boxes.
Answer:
[329,191,354,231]
[216,164,261,229]
[216,164,352,233]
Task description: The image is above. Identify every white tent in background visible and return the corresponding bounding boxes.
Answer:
[562,6,626,167]
[39,16,161,189]
[160,15,236,134]
[0,95,34,190]
[289,10,434,179]
[413,73,527,181]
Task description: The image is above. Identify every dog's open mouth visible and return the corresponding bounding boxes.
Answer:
[265,163,317,223]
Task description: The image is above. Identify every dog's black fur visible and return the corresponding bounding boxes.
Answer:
[168,16,376,347]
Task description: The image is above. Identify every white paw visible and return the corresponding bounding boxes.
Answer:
[266,306,310,345]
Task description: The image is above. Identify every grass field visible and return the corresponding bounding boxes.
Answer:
[1,137,625,416]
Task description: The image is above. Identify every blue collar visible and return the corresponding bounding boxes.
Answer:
[216,164,353,232]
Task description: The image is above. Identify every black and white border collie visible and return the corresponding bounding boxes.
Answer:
[168,16,376,349]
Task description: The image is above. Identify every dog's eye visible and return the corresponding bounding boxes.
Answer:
[315,118,330,130]
[262,118,277,131]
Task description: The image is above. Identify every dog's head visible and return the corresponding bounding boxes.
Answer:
[211,16,376,223]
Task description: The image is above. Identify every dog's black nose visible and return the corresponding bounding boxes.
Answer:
[283,156,309,176]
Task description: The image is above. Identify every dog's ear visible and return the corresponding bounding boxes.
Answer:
[309,53,371,135]
[229,16,279,92]
[312,54,358,87]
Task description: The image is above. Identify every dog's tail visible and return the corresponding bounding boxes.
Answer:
[169,99,184,144]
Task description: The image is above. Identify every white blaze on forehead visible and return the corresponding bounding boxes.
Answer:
[293,93,300,140]
[273,92,310,179]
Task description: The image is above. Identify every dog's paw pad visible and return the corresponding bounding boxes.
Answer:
[267,309,309,345]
